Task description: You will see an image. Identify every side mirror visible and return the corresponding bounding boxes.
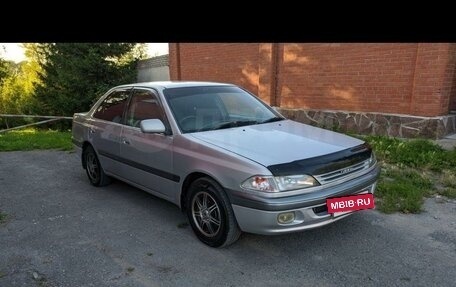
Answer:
[140,119,166,134]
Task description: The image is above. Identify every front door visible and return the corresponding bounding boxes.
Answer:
[119,88,176,200]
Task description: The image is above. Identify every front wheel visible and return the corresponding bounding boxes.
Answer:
[83,145,111,187]
[186,177,241,247]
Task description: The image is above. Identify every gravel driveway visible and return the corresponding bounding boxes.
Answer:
[0,150,455,286]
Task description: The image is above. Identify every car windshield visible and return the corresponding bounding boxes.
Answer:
[163,86,283,133]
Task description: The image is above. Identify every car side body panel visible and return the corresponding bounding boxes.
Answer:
[119,125,176,201]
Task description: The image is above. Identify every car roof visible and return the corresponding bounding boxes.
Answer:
[115,81,235,90]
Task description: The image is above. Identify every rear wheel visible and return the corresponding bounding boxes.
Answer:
[186,177,241,247]
[83,145,111,187]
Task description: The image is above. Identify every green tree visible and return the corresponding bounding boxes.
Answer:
[0,58,9,84]
[0,61,36,127]
[33,43,141,116]
[0,44,42,116]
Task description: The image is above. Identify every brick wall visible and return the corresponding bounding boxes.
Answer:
[169,43,260,95]
[411,44,456,116]
[169,43,456,117]
[446,45,456,111]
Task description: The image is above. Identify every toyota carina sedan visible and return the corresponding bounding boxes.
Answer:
[72,81,380,247]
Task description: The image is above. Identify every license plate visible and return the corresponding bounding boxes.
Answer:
[327,193,374,216]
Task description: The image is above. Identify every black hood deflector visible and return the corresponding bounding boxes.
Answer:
[267,143,372,176]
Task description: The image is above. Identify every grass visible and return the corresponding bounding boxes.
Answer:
[365,136,456,171]
[441,188,456,199]
[375,165,432,213]
[0,211,8,224]
[0,128,73,151]
[364,136,456,213]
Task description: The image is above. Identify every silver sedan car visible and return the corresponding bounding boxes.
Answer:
[72,81,380,247]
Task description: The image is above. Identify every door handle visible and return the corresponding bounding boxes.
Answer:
[122,138,130,145]
[89,128,95,134]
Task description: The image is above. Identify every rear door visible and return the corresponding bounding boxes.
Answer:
[119,88,176,200]
[89,88,131,176]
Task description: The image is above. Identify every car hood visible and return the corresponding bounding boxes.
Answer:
[189,120,364,167]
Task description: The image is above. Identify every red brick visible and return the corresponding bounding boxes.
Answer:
[169,43,456,116]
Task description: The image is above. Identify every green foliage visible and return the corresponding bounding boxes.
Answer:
[440,170,456,198]
[0,44,42,128]
[376,165,432,213]
[440,169,456,187]
[33,43,141,117]
[0,58,10,83]
[0,128,72,151]
[1,43,143,129]
[364,136,456,213]
[0,62,37,113]
[365,136,455,171]
[444,148,456,168]
[441,188,456,199]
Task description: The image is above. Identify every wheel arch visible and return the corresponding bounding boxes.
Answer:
[180,172,226,212]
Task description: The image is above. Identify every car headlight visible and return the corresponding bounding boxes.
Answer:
[275,174,319,191]
[241,174,319,192]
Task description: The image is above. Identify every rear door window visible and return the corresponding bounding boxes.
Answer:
[93,90,130,123]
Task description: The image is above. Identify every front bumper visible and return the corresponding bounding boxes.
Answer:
[229,164,380,235]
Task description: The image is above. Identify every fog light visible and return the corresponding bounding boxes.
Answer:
[277,212,295,224]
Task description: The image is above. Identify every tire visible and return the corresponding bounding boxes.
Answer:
[186,177,241,247]
[83,145,111,187]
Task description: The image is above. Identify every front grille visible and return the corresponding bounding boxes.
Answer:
[314,158,372,185]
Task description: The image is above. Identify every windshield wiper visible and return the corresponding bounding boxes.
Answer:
[212,120,258,130]
[198,118,281,132]
[259,117,284,124]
